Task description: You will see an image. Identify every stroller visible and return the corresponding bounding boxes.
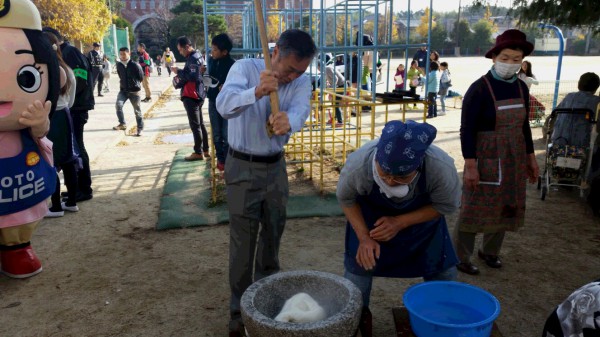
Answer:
[538,108,598,200]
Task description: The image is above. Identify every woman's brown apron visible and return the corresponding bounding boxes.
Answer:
[458,77,528,233]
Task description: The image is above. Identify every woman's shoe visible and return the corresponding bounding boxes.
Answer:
[478,250,502,268]
[457,262,480,275]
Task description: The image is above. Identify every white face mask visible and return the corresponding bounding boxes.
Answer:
[372,156,413,199]
[494,61,521,79]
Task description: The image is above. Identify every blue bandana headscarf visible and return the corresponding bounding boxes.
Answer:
[375,120,437,175]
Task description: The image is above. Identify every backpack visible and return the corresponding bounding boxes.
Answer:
[165,54,172,63]
[148,58,155,74]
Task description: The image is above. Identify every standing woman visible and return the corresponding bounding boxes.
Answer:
[43,32,81,217]
[455,30,539,275]
[517,60,539,89]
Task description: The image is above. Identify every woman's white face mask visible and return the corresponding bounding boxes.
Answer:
[372,156,418,199]
[494,61,521,79]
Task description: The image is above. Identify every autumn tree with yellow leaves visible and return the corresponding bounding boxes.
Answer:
[415,7,436,38]
[33,0,112,44]
[266,2,285,42]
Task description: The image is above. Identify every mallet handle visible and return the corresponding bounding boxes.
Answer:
[254,0,279,137]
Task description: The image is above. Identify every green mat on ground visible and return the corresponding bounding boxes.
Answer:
[157,149,344,230]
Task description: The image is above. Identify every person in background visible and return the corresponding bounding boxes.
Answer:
[413,45,428,73]
[44,31,81,218]
[430,50,440,63]
[550,72,600,148]
[455,29,539,275]
[319,57,346,126]
[517,60,538,89]
[137,43,152,102]
[43,27,95,203]
[101,55,111,93]
[394,63,405,90]
[163,47,175,76]
[518,60,546,124]
[407,60,423,108]
[438,61,451,116]
[216,29,316,337]
[207,33,236,171]
[172,36,210,162]
[337,120,460,337]
[112,47,144,137]
[88,42,104,97]
[426,61,440,118]
[155,55,163,76]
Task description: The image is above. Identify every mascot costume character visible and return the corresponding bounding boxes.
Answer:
[0,0,61,278]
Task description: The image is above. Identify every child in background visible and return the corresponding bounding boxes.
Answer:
[438,61,451,116]
[426,61,440,118]
[394,64,405,90]
[407,60,422,108]
[155,55,163,76]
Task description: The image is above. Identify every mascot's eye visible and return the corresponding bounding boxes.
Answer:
[17,65,43,93]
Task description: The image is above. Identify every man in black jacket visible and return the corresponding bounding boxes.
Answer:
[43,27,95,202]
[172,36,210,161]
[207,33,235,171]
[113,47,144,137]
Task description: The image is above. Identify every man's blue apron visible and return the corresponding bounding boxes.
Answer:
[0,130,56,216]
[344,162,458,278]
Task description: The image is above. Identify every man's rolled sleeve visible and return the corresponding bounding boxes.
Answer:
[287,78,312,133]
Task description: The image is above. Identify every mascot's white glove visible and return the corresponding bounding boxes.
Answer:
[19,100,51,138]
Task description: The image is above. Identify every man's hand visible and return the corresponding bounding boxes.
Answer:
[527,153,539,184]
[200,65,206,74]
[255,70,278,99]
[356,235,380,271]
[268,111,291,136]
[171,66,178,74]
[370,216,403,242]
[19,100,51,138]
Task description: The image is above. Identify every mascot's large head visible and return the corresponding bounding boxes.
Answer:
[0,0,59,132]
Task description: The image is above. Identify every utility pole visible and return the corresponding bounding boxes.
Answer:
[455,0,461,56]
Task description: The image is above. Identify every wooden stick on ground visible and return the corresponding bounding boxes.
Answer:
[253,0,279,137]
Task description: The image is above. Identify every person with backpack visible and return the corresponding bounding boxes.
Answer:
[172,36,210,161]
[163,47,175,76]
[137,43,152,102]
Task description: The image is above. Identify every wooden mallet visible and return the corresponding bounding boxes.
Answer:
[254,0,279,137]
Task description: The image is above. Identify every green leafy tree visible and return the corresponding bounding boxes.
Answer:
[469,19,494,54]
[429,24,447,52]
[113,15,134,46]
[451,19,472,50]
[473,0,600,34]
[168,0,226,59]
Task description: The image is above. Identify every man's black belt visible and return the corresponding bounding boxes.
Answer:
[228,148,283,163]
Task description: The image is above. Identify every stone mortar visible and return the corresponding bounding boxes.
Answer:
[240,270,363,337]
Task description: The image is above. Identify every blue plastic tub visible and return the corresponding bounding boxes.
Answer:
[403,281,500,337]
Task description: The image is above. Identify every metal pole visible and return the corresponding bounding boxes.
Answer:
[455,0,461,56]
[538,23,564,110]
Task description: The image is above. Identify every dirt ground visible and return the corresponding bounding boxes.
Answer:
[1,57,600,337]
